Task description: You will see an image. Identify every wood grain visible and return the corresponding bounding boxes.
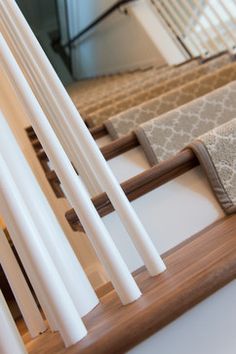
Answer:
[101,132,139,160]
[89,124,108,139]
[66,149,199,231]
[24,214,236,354]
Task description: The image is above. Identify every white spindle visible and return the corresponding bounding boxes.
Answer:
[182,0,219,53]
[172,0,208,54]
[167,0,207,56]
[0,35,142,305]
[0,229,47,337]
[153,1,196,56]
[0,109,99,319]
[192,0,231,52]
[2,0,166,276]
[0,156,87,347]
[0,290,27,354]
[1,208,59,332]
[0,3,100,197]
[207,0,236,50]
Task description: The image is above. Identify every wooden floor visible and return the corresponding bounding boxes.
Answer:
[19,214,236,354]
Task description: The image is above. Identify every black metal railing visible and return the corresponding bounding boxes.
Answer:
[63,0,137,48]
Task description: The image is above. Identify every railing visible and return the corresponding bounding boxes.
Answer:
[63,0,137,48]
[56,0,236,76]
[152,0,236,58]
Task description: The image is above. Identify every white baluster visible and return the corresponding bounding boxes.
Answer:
[167,0,207,56]
[1,211,59,332]
[0,290,27,354]
[0,155,87,347]
[0,35,141,305]
[192,0,232,52]
[0,229,47,337]
[151,0,193,57]
[219,0,236,30]
[181,0,219,53]
[0,108,99,318]
[207,1,236,51]
[0,1,102,197]
[1,0,166,276]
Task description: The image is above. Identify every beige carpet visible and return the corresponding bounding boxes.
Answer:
[136,81,236,165]
[105,61,236,139]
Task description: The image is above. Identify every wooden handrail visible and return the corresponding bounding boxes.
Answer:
[66,149,199,231]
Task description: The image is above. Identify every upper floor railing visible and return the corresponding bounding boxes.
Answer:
[153,0,236,58]
[56,0,236,77]
[63,0,137,49]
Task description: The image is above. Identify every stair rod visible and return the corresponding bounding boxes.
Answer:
[0,157,87,347]
[0,290,27,354]
[0,36,142,305]
[4,0,166,276]
[0,108,99,320]
[0,229,47,337]
[0,4,101,197]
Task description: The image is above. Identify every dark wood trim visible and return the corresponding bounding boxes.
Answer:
[175,56,200,67]
[200,50,229,63]
[101,132,139,160]
[34,131,137,162]
[31,138,42,149]
[24,214,236,353]
[90,124,108,139]
[66,149,199,231]
[25,127,65,198]
[36,148,48,161]
[25,126,37,139]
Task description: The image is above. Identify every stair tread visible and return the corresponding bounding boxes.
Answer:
[25,214,236,354]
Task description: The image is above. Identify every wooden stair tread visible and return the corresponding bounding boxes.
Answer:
[25,214,236,354]
[66,149,199,231]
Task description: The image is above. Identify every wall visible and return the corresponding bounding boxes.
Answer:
[63,0,166,78]
[0,63,106,289]
[16,0,57,32]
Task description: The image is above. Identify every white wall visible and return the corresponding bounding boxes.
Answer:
[63,0,166,78]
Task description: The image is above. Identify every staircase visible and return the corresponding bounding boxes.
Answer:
[0,0,236,354]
